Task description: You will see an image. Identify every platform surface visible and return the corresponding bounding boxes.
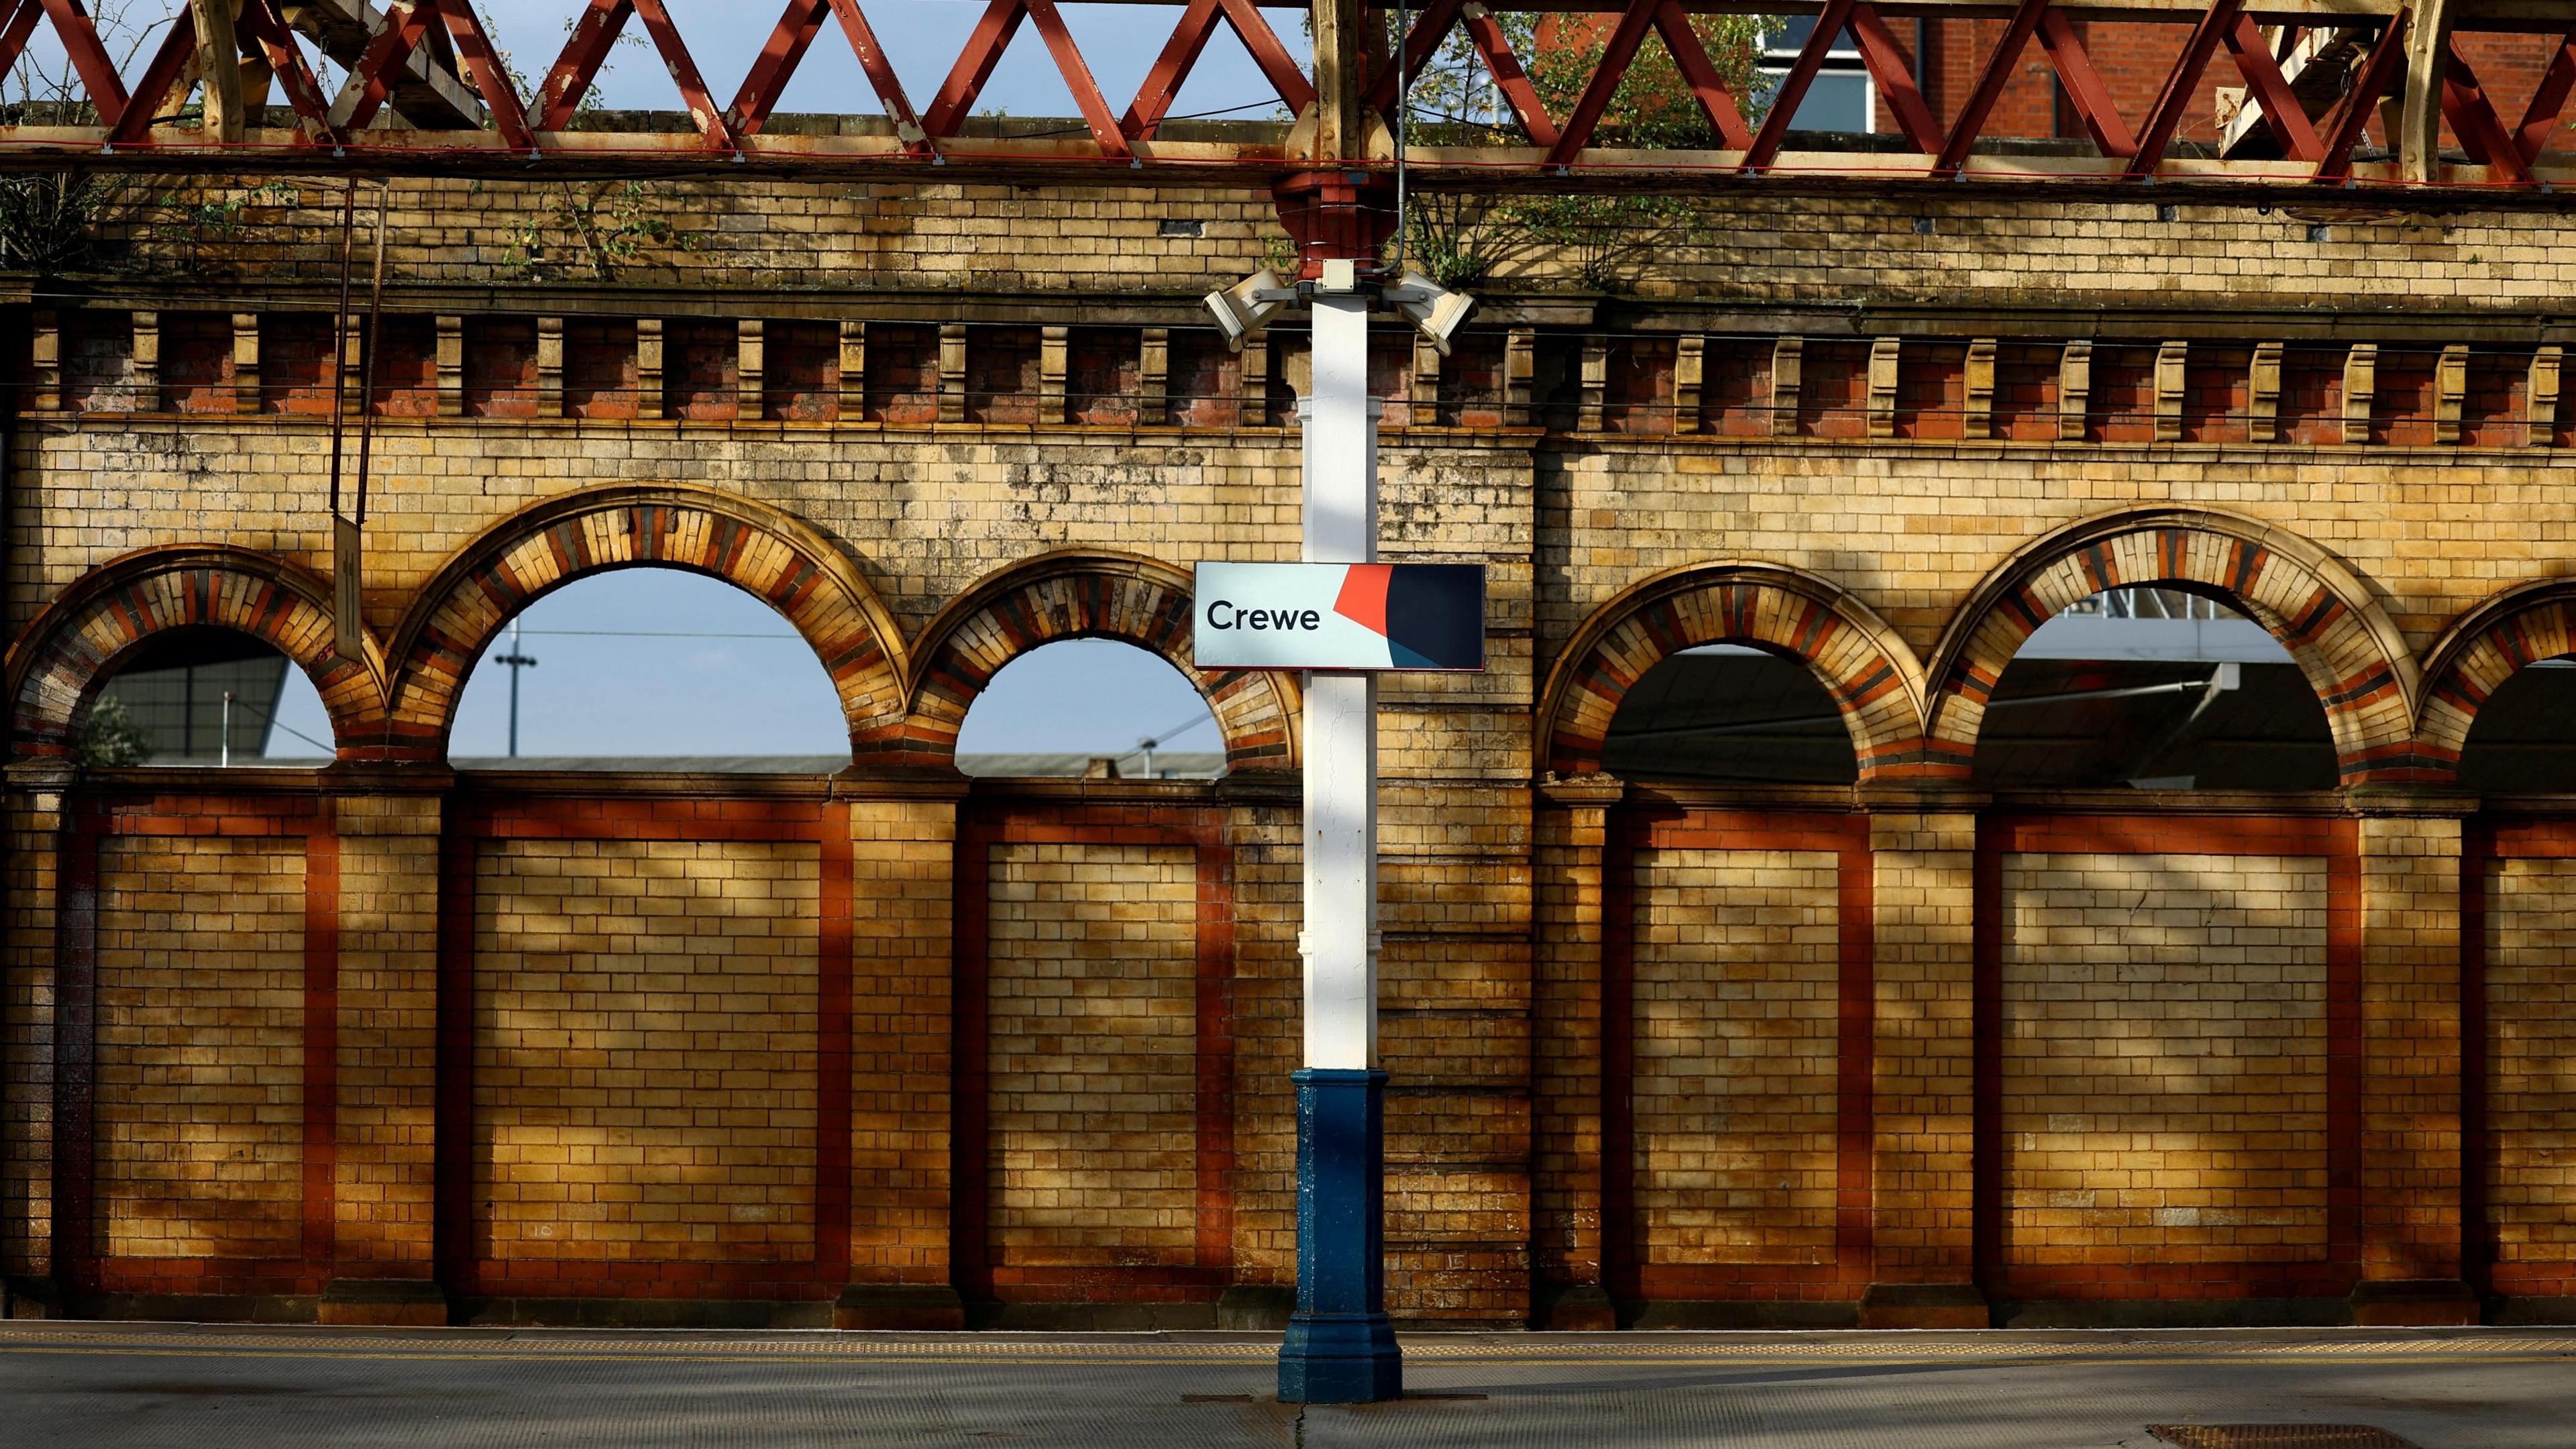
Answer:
[0,1322,2569,1447]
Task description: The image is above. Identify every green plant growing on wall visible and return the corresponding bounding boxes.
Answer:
[1390,11,1778,292]
[502,179,699,282]
[76,695,152,769]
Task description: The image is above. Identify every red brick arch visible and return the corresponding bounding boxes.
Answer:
[2418,578,2576,778]
[900,549,1297,772]
[1540,561,1929,782]
[1924,508,2420,782]
[5,545,387,759]
[384,484,909,761]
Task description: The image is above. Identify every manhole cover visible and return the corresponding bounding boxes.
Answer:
[2149,1428,2420,1449]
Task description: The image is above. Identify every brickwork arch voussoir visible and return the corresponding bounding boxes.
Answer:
[5,545,388,760]
[384,484,908,761]
[2416,578,2576,780]
[902,549,1299,773]
[1924,508,2422,782]
[1540,561,1930,782]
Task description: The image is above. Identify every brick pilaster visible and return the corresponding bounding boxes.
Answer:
[1532,776,1621,1330]
[1859,796,1988,1328]
[2348,796,2478,1325]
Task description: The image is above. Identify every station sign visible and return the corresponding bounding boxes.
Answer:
[1193,563,1486,672]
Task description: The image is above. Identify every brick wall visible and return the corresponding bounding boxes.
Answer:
[1629,848,1841,1275]
[94,835,307,1263]
[1996,850,2334,1295]
[470,839,822,1277]
[983,841,1200,1281]
[2479,854,2576,1293]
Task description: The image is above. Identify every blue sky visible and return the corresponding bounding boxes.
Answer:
[266,570,1218,761]
[201,2,1275,763]
[465,0,1307,123]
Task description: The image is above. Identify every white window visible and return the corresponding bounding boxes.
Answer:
[1761,19,1876,134]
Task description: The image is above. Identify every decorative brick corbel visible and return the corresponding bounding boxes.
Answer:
[2057,339,2092,442]
[2153,340,2187,441]
[1962,339,1996,440]
[1867,336,1900,439]
[2434,342,2467,445]
[1768,336,1803,437]
[28,311,60,413]
[2529,345,2563,447]
[1504,327,1536,427]
[1673,335,1704,435]
[732,319,763,423]
[637,318,666,420]
[131,311,160,413]
[1578,336,1607,432]
[1140,327,1171,426]
[539,317,567,420]
[2247,341,2282,443]
[2341,342,2377,445]
[1040,325,1069,424]
[235,312,264,416]
[837,321,865,421]
[1240,335,1270,426]
[940,322,969,424]
[434,315,463,419]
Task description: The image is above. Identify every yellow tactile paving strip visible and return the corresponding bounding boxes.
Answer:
[0,1328,2570,1369]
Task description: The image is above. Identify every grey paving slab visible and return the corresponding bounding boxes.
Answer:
[0,1324,2567,1449]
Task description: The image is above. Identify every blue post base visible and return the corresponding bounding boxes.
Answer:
[1278,1068,1402,1403]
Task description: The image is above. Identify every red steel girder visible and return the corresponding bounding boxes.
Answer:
[1460,3,1561,146]
[1934,0,2051,172]
[236,0,341,146]
[2512,28,2576,162]
[2313,12,2408,180]
[2222,11,2324,160]
[2442,37,2536,179]
[32,0,132,128]
[105,12,202,146]
[0,1,46,89]
[534,0,735,149]
[1848,5,1941,153]
[1366,0,1562,146]
[536,0,629,129]
[1652,0,1756,150]
[1127,0,1312,140]
[923,0,1130,158]
[1746,0,1858,168]
[1547,0,1752,166]
[339,1,439,136]
[729,0,933,146]
[2035,10,2138,156]
[341,1,529,150]
[2125,0,2244,177]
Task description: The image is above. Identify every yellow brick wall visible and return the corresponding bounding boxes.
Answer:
[2482,855,2576,1271]
[1998,851,2330,1269]
[1869,810,1977,1282]
[94,835,305,1261]
[333,798,440,1272]
[985,841,1198,1268]
[1630,847,1841,1267]
[472,839,820,1263]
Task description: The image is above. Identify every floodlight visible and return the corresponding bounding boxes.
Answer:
[1205,268,1287,352]
[1386,272,1476,356]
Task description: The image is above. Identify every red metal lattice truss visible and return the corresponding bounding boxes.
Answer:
[0,0,2572,198]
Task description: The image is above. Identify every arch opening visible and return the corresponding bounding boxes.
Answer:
[1971,585,2337,792]
[955,639,1226,780]
[2457,659,2576,794]
[78,625,336,767]
[446,569,851,771]
[1600,643,1860,786]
